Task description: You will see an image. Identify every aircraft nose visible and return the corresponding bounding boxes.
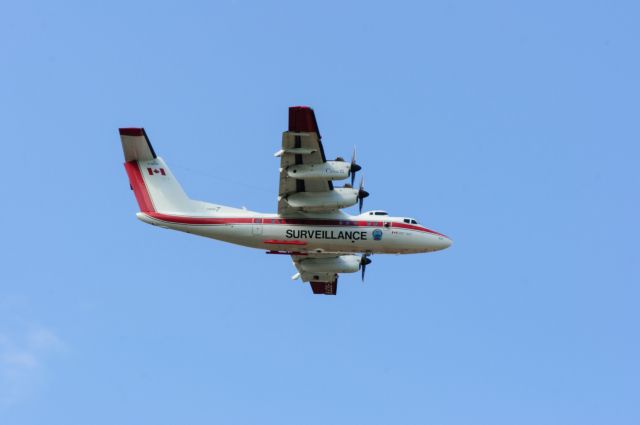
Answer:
[432,234,452,251]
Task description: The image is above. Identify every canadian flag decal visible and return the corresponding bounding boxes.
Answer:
[147,167,166,176]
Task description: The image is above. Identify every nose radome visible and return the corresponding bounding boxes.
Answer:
[435,235,452,250]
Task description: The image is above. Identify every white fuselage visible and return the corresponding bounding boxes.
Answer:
[136,211,452,255]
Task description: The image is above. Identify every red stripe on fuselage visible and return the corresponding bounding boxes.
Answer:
[124,161,155,212]
[144,212,447,237]
[263,240,307,245]
[147,213,253,225]
[391,222,447,237]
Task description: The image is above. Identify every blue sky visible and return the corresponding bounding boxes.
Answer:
[1,1,639,424]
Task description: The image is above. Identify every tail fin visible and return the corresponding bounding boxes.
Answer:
[120,128,194,214]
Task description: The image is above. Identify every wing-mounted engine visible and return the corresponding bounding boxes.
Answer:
[286,161,351,181]
[283,148,362,184]
[291,254,373,295]
[284,178,369,212]
[298,255,362,274]
[284,187,359,211]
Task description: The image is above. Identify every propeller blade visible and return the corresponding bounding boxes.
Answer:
[350,147,361,185]
[360,254,372,282]
[357,176,369,213]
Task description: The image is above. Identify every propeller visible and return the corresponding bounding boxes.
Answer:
[349,147,362,186]
[357,176,369,213]
[360,254,372,282]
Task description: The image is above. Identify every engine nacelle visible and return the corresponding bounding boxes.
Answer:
[298,255,361,274]
[285,187,358,211]
[287,161,351,181]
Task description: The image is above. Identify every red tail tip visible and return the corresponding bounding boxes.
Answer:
[119,128,145,136]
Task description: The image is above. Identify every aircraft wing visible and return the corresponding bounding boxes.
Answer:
[291,253,340,296]
[277,106,334,215]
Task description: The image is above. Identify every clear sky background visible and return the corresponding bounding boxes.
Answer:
[1,1,638,424]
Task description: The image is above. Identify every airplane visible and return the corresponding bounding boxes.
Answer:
[119,106,452,295]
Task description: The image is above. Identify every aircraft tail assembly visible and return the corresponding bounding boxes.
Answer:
[120,128,215,215]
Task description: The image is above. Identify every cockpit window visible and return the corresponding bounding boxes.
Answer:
[403,219,411,224]
[375,212,388,216]
[411,219,418,225]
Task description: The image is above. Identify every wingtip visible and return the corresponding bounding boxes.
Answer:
[288,106,320,134]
